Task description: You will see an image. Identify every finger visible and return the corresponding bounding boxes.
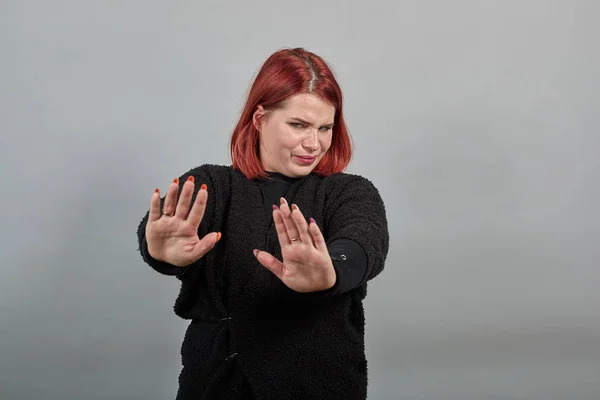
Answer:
[191,232,221,261]
[308,218,328,252]
[187,183,208,228]
[290,204,311,244]
[175,176,195,219]
[149,188,162,222]
[253,249,284,280]
[279,197,300,242]
[273,206,291,246]
[162,177,180,216]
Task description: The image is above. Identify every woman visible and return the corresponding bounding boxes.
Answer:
[137,47,389,400]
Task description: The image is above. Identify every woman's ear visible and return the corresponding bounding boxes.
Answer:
[253,105,266,132]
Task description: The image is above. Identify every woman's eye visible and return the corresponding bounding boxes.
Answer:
[289,122,332,131]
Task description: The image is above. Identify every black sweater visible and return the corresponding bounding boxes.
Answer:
[136,165,389,399]
[142,171,368,297]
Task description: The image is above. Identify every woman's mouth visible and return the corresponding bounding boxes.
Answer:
[295,155,316,165]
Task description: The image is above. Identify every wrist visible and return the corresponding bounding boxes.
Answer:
[323,267,337,290]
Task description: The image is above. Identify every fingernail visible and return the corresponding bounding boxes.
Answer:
[201,184,207,191]
[187,176,194,182]
[291,204,299,212]
[173,178,179,184]
[155,188,159,193]
[216,232,222,242]
[272,204,279,210]
[280,197,287,205]
[310,217,316,224]
[253,249,259,257]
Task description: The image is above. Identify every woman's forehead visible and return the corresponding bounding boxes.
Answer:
[279,94,335,120]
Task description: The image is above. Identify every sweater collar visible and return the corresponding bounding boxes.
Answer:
[262,171,303,184]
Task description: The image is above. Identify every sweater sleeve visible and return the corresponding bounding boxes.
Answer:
[324,175,389,286]
[136,165,216,280]
[291,175,389,300]
[326,238,368,294]
[298,238,368,299]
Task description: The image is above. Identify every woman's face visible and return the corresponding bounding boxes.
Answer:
[254,93,335,178]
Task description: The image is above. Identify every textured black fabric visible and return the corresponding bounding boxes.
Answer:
[140,171,369,294]
[258,172,299,226]
[137,164,389,400]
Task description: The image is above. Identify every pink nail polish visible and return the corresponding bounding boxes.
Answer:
[253,249,259,257]
[310,218,316,224]
[272,205,279,210]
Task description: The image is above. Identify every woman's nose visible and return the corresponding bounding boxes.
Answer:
[303,130,319,151]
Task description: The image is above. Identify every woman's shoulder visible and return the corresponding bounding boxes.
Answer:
[316,171,386,208]
[319,171,381,193]
[178,164,235,180]
[182,163,232,173]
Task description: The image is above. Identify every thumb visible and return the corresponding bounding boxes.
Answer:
[191,232,221,260]
[254,249,284,280]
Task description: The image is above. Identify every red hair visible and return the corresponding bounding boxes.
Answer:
[229,47,353,180]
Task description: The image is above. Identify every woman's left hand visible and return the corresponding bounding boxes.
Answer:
[254,197,336,293]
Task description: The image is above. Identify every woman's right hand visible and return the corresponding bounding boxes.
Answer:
[145,176,220,267]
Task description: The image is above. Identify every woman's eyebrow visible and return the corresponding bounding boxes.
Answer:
[290,117,334,127]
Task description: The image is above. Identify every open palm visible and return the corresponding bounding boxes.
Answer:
[254,197,336,293]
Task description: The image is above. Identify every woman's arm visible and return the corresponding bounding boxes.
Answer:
[323,174,390,290]
[277,174,389,300]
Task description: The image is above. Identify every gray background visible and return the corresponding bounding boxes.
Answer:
[1,0,599,399]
